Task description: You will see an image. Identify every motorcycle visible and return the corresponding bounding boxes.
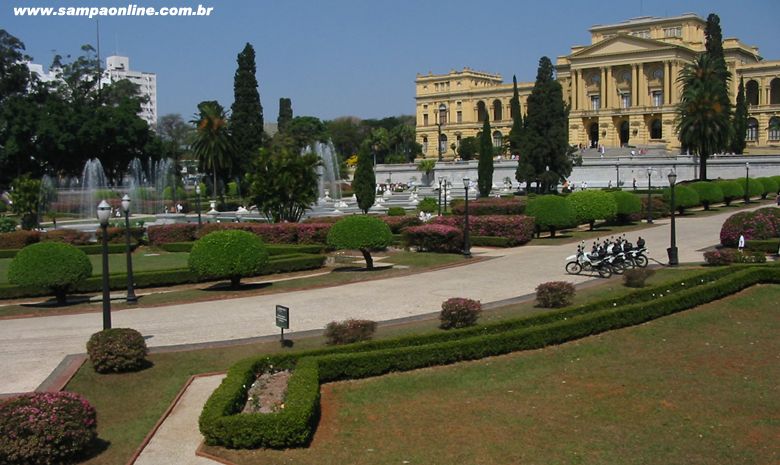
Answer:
[565,242,613,278]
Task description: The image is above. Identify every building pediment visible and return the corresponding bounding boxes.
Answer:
[570,34,681,60]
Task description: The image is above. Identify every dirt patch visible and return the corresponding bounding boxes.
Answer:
[242,370,291,414]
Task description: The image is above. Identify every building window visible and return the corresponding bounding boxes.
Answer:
[621,93,631,109]
[768,117,780,140]
[423,114,429,126]
[650,119,662,139]
[439,134,448,154]
[631,29,650,39]
[746,118,758,141]
[590,95,601,110]
[652,91,664,107]
[770,78,780,105]
[456,111,462,123]
[653,68,664,80]
[477,101,488,122]
[493,99,503,121]
[492,131,503,148]
[664,26,682,38]
[422,136,428,154]
[746,80,759,106]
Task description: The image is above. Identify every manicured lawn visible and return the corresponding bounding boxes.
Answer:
[205,284,780,465]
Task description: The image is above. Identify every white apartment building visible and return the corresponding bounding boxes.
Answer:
[102,55,157,128]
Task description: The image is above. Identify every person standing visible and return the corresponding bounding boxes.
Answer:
[738,234,745,252]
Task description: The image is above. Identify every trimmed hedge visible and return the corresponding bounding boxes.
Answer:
[756,177,778,199]
[0,243,128,258]
[716,180,744,206]
[745,239,780,254]
[87,328,149,373]
[611,191,642,223]
[662,185,700,214]
[403,224,463,253]
[470,236,511,247]
[430,215,535,246]
[159,242,324,256]
[689,182,724,210]
[703,249,767,265]
[188,230,269,288]
[9,242,92,305]
[450,197,526,216]
[566,190,618,229]
[201,265,780,449]
[526,195,576,237]
[379,215,423,234]
[0,230,40,249]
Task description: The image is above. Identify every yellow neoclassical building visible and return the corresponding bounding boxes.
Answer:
[415,13,780,158]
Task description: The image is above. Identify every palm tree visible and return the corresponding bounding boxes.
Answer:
[190,101,234,199]
[675,54,732,181]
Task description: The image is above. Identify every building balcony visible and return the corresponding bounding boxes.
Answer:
[572,105,675,118]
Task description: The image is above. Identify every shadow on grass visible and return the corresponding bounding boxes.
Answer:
[20,295,94,308]
[202,282,272,292]
[78,438,111,463]
[331,264,393,272]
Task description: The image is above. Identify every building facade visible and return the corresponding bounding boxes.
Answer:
[102,55,158,128]
[416,14,780,158]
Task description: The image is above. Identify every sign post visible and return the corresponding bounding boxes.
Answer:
[275,305,289,347]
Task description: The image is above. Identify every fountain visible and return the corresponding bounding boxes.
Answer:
[308,142,342,204]
[79,158,109,219]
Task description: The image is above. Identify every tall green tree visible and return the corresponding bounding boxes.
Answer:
[283,116,329,152]
[703,13,732,154]
[517,57,571,193]
[277,97,293,133]
[676,54,733,181]
[0,30,31,104]
[352,141,376,213]
[327,116,366,161]
[158,113,194,204]
[191,101,234,197]
[731,77,748,154]
[508,75,524,154]
[457,136,479,161]
[230,43,264,175]
[477,117,494,196]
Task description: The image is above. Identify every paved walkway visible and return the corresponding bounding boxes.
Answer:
[0,205,771,394]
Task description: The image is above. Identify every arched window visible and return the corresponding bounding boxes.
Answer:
[439,134,448,154]
[492,99,503,121]
[768,117,780,140]
[746,118,758,141]
[650,119,662,139]
[422,136,428,154]
[770,78,780,105]
[477,101,487,122]
[492,131,503,148]
[746,80,759,106]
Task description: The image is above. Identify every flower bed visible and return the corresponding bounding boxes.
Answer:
[719,210,778,247]
[403,224,463,253]
[450,197,526,215]
[430,215,534,246]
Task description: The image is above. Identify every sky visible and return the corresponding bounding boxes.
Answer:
[4,0,780,122]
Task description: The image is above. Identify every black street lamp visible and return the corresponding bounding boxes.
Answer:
[463,176,472,258]
[121,195,137,304]
[437,178,443,216]
[443,180,449,213]
[615,162,620,189]
[96,200,112,329]
[667,171,678,266]
[646,167,653,224]
[744,162,750,204]
[437,103,446,161]
[195,183,202,228]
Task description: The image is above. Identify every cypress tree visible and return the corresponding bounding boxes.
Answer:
[352,142,376,213]
[230,43,265,173]
[731,77,747,154]
[478,116,494,196]
[508,75,524,155]
[277,97,293,133]
[703,13,732,155]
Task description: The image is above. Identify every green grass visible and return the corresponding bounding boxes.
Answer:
[205,284,780,465]
[64,266,706,465]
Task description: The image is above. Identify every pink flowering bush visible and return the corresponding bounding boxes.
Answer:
[439,297,482,329]
[0,391,97,465]
[431,215,535,246]
[379,215,423,233]
[0,230,40,249]
[403,224,463,253]
[87,328,149,373]
[150,222,333,245]
[450,197,526,215]
[324,319,377,345]
[147,223,198,245]
[703,249,766,265]
[719,211,777,247]
[536,281,576,308]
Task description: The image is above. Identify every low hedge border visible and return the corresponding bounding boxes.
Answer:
[470,236,511,247]
[159,242,324,256]
[200,264,779,448]
[0,243,128,259]
[745,239,780,254]
[0,253,327,300]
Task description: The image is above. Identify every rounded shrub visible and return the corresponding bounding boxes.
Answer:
[188,230,269,288]
[324,319,377,345]
[526,195,576,237]
[745,178,764,200]
[610,191,642,223]
[327,215,393,270]
[771,176,780,194]
[756,177,778,198]
[720,211,777,247]
[566,190,618,230]
[662,185,700,214]
[8,242,92,305]
[439,297,482,330]
[0,391,97,465]
[417,197,438,214]
[717,180,744,206]
[689,181,724,210]
[536,281,576,308]
[0,217,17,233]
[623,268,656,288]
[386,206,406,216]
[87,328,149,373]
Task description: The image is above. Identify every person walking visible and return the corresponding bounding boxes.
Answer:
[738,234,745,252]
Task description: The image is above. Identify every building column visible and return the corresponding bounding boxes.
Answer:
[664,62,671,105]
[759,79,766,105]
[600,67,607,109]
[638,63,646,106]
[572,70,579,111]
[632,64,639,107]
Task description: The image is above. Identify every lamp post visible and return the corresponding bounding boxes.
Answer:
[646,167,653,224]
[667,171,678,266]
[96,200,112,329]
[121,195,137,304]
[463,176,471,258]
[437,103,446,161]
[195,183,202,228]
[615,162,620,189]
[443,180,449,213]
[437,178,443,216]
[744,162,750,204]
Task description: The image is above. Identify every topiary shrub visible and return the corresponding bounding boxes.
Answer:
[417,197,438,214]
[756,177,778,199]
[745,178,764,200]
[536,281,576,308]
[8,242,92,305]
[662,185,700,214]
[716,180,744,206]
[403,224,463,253]
[188,230,269,288]
[386,206,406,216]
[526,195,576,237]
[610,191,642,224]
[324,319,377,345]
[0,391,97,465]
[704,249,766,265]
[439,297,482,329]
[639,196,670,220]
[0,217,16,233]
[566,190,618,230]
[689,181,724,210]
[720,210,777,247]
[623,268,656,288]
[327,215,393,270]
[771,176,780,194]
[41,228,92,245]
[86,328,149,373]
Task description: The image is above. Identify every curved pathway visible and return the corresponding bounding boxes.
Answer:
[0,205,772,394]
